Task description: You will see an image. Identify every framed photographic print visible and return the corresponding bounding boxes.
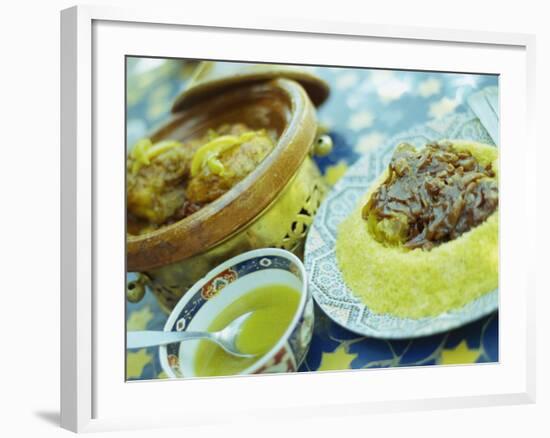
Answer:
[61,5,536,433]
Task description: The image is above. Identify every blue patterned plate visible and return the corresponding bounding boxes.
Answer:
[305,113,499,338]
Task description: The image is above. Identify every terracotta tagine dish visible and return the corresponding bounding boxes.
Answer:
[126,63,332,313]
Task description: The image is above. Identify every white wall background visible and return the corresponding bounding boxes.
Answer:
[0,0,546,437]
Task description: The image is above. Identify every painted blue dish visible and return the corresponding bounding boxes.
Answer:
[305,113,499,339]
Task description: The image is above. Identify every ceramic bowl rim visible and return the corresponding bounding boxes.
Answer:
[159,248,308,378]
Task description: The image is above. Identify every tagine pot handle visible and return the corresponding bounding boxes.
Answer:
[126,273,150,303]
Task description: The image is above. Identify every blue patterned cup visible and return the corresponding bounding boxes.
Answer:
[159,248,314,378]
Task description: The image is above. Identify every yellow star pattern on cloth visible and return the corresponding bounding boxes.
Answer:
[417,78,442,98]
[126,349,153,378]
[317,345,358,371]
[439,340,481,365]
[429,96,459,119]
[324,161,349,186]
[347,110,375,131]
[127,305,153,331]
[355,132,386,154]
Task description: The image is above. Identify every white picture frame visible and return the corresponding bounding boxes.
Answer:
[60,4,536,433]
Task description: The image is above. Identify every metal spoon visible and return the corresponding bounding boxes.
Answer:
[126,311,255,358]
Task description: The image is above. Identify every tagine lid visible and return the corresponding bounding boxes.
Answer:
[171,61,330,113]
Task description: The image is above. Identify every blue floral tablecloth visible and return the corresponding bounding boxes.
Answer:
[126,58,499,379]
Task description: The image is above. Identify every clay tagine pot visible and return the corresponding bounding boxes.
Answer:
[127,63,331,313]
